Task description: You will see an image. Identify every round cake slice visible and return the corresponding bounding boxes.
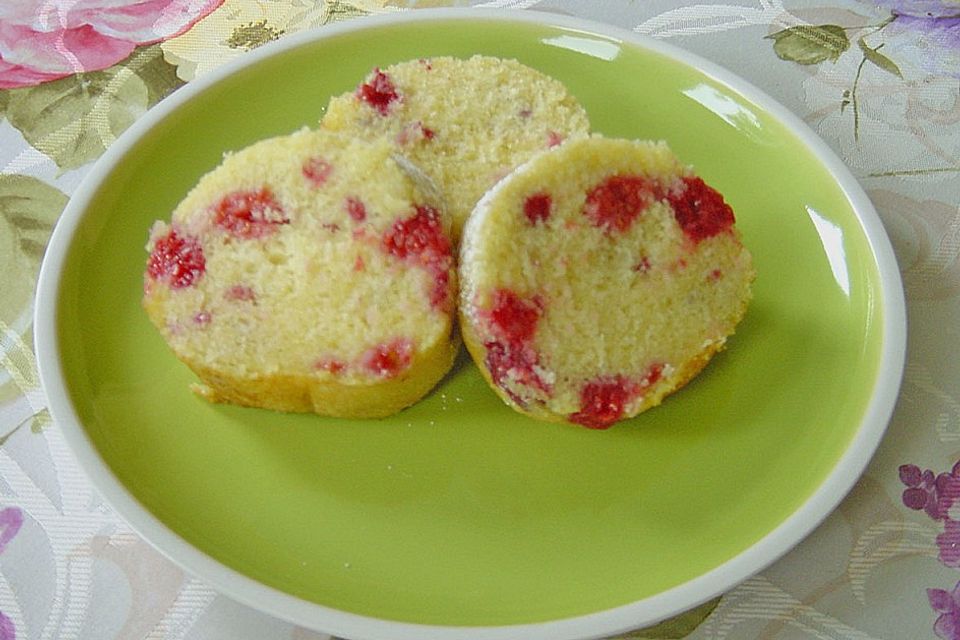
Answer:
[459,136,755,429]
[143,128,458,418]
[320,55,591,242]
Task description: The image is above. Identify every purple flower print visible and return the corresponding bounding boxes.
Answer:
[875,0,960,18]
[901,461,960,637]
[900,463,960,520]
[930,581,960,640]
[0,508,21,640]
[0,611,13,640]
[940,520,960,567]
[871,0,960,77]
[0,507,22,555]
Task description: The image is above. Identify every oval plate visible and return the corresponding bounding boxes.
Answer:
[35,9,905,640]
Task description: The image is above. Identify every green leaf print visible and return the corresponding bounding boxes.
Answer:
[3,44,184,171]
[767,25,850,65]
[0,175,67,330]
[0,175,67,412]
[858,38,903,78]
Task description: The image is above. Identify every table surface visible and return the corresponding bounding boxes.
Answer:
[2,0,959,639]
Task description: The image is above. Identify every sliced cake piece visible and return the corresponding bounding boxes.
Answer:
[321,55,591,241]
[143,128,458,418]
[459,136,755,429]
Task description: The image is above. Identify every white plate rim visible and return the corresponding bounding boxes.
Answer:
[34,8,907,640]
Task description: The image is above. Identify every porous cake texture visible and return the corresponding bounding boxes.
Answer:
[459,136,755,429]
[143,128,458,418]
[321,55,591,241]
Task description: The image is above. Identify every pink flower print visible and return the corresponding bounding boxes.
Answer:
[930,580,960,640]
[900,463,960,520]
[0,0,223,89]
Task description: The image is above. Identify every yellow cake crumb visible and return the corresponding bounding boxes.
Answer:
[321,55,591,242]
[143,128,459,417]
[459,136,755,428]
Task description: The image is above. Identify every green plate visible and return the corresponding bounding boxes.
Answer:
[36,10,905,640]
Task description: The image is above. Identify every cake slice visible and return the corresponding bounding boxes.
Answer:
[459,136,755,429]
[321,55,591,242]
[143,128,458,418]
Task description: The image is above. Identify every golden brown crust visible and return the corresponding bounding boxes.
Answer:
[185,332,460,418]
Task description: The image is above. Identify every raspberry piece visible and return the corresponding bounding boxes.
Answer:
[487,289,543,345]
[382,205,453,311]
[356,68,399,115]
[395,122,435,145]
[147,228,205,289]
[225,285,256,302]
[583,175,661,234]
[345,197,367,222]
[523,193,552,225]
[569,375,640,429]
[361,338,413,378]
[383,205,449,260]
[302,157,332,186]
[547,131,563,148]
[214,188,288,239]
[430,269,451,310]
[193,311,211,325]
[642,363,663,388]
[314,357,346,375]
[354,255,365,272]
[484,341,551,406]
[632,256,651,273]
[666,176,735,243]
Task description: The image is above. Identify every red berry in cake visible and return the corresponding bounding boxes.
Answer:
[430,269,451,311]
[395,122,435,145]
[667,176,735,243]
[583,175,660,234]
[193,311,212,326]
[569,375,640,430]
[486,289,543,345]
[547,131,563,148]
[361,338,413,378]
[483,341,551,406]
[214,188,288,239]
[345,197,367,222]
[314,357,346,375]
[523,193,552,225]
[632,256,651,273]
[641,363,663,388]
[147,227,206,289]
[302,157,332,186]
[382,205,454,311]
[225,285,256,302]
[356,68,400,115]
[383,204,449,260]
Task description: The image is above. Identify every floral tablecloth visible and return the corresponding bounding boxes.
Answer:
[2,0,959,638]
